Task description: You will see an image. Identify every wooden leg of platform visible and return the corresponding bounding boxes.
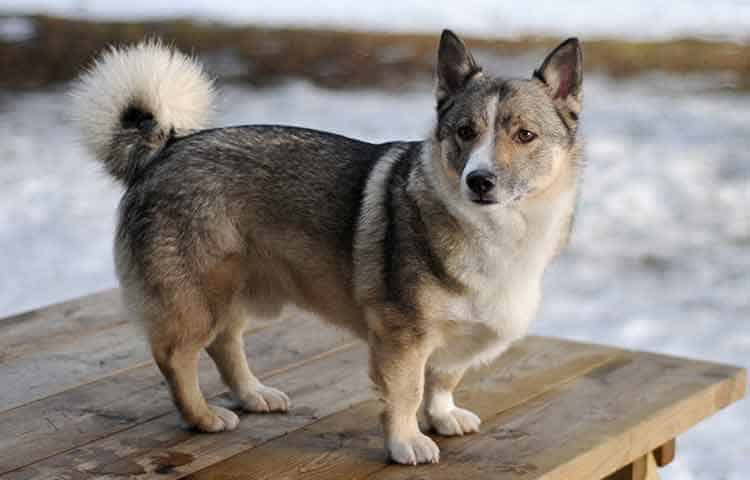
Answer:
[604,452,660,480]
[653,439,676,467]
[641,453,661,480]
[604,438,676,480]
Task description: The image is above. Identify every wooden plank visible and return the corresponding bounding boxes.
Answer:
[0,290,125,357]
[537,358,744,480]
[0,314,355,475]
[188,345,744,480]
[4,292,742,480]
[0,289,290,412]
[3,343,370,479]
[367,351,745,479]
[0,322,150,412]
[0,290,130,410]
[185,336,622,480]
[2,336,615,479]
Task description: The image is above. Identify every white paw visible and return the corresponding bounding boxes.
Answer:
[428,407,481,436]
[387,432,440,465]
[195,405,240,432]
[239,384,290,413]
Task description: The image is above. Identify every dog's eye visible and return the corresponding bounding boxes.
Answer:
[457,125,478,142]
[515,129,537,144]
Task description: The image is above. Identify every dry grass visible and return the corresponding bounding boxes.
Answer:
[1,15,748,90]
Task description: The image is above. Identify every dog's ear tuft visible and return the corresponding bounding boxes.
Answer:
[436,30,482,105]
[534,38,583,122]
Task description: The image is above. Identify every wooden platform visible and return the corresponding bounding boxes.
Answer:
[0,290,745,479]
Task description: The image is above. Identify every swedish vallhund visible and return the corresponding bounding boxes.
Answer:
[72,30,583,465]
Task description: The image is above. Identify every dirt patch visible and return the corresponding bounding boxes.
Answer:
[1,15,749,90]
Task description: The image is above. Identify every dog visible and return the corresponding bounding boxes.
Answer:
[71,30,583,465]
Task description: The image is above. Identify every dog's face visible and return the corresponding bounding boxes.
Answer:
[432,31,582,207]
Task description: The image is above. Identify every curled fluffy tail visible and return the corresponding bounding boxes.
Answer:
[71,40,215,186]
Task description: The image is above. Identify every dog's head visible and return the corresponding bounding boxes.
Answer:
[431,30,582,208]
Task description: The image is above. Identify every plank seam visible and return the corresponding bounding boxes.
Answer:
[0,339,360,475]
[183,349,627,479]
[0,319,292,416]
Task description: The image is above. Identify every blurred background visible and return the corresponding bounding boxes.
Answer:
[0,2,748,478]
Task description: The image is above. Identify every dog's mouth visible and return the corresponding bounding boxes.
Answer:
[468,191,526,207]
[470,195,498,205]
[466,188,499,205]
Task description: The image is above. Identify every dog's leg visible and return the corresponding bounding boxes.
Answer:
[152,334,240,433]
[369,328,439,465]
[147,292,240,433]
[206,325,290,413]
[424,367,481,436]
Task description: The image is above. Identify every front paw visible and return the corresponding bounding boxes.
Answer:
[192,405,240,433]
[238,384,290,413]
[387,432,440,465]
[428,407,481,436]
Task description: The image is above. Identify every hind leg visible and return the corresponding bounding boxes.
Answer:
[150,304,239,432]
[206,302,290,413]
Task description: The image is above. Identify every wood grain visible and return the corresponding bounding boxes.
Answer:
[0,290,133,411]
[3,343,370,479]
[368,352,745,479]
[186,336,622,480]
[1,291,745,480]
[0,290,121,352]
[0,314,355,475]
[0,290,292,412]
[187,345,744,480]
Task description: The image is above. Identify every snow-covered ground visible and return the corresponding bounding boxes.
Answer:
[1,52,748,478]
[3,0,750,43]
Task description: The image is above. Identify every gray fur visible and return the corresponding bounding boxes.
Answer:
[76,30,584,465]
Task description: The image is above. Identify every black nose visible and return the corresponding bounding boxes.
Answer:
[466,169,497,195]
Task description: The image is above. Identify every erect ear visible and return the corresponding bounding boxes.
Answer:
[534,38,583,120]
[436,30,482,106]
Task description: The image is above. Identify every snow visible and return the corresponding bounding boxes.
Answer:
[0,16,35,42]
[2,0,750,42]
[0,58,748,478]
